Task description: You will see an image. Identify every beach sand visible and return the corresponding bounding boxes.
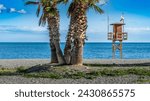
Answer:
[0,59,150,68]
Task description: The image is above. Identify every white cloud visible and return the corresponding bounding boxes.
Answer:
[0,25,47,32]
[0,4,6,13]
[10,8,16,12]
[0,4,6,10]
[0,3,27,14]
[99,0,108,5]
[20,26,46,32]
[126,27,150,32]
[17,9,26,14]
[9,8,27,14]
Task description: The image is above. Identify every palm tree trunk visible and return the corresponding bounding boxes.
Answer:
[71,38,83,65]
[48,12,65,64]
[70,3,87,66]
[64,16,76,64]
[50,40,58,63]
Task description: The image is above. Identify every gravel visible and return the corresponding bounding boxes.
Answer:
[1,59,150,68]
[0,59,50,68]
[84,59,150,65]
[0,75,148,84]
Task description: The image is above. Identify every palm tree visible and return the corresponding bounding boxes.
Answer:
[64,6,76,64]
[65,0,104,65]
[26,0,67,64]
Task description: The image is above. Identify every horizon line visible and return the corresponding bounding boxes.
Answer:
[0,42,150,43]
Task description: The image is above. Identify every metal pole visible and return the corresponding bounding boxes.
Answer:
[122,13,124,32]
[112,40,115,59]
[122,13,124,59]
[120,41,123,59]
[107,15,109,33]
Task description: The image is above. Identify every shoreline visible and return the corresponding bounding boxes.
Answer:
[0,59,150,68]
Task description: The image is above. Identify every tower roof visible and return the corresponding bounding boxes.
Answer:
[110,22,125,25]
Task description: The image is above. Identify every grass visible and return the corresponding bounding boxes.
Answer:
[99,68,150,76]
[24,72,63,79]
[0,65,150,81]
[137,79,150,83]
[0,68,17,76]
[16,66,27,73]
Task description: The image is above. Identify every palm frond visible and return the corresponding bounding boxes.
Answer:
[90,4,104,14]
[36,4,41,17]
[57,0,69,4]
[25,1,39,5]
[39,14,43,26]
[39,13,47,26]
[49,8,58,16]
[67,2,75,17]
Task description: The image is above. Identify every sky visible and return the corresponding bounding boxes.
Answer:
[0,0,150,42]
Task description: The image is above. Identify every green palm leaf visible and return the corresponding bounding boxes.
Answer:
[25,1,39,5]
[91,4,104,14]
[39,13,47,26]
[26,0,70,26]
[57,0,69,4]
[36,4,41,17]
[67,2,75,17]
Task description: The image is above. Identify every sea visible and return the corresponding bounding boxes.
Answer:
[0,42,150,59]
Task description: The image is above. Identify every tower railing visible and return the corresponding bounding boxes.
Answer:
[108,32,128,41]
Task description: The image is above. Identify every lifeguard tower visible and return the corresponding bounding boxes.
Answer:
[108,16,128,59]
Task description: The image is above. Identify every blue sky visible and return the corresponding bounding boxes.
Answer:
[0,0,150,42]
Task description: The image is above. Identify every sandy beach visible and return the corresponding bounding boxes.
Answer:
[0,59,50,68]
[0,59,150,68]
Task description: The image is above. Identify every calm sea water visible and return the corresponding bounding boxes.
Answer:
[0,42,150,59]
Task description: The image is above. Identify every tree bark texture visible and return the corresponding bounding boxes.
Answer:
[70,2,88,65]
[64,15,76,64]
[48,11,65,64]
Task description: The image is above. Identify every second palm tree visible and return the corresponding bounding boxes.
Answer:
[26,0,66,64]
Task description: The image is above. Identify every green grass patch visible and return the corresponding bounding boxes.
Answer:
[127,68,150,76]
[99,68,125,76]
[16,66,27,73]
[64,71,86,79]
[0,65,150,79]
[21,67,150,79]
[137,79,150,83]
[84,64,115,67]
[0,68,17,76]
[24,72,63,79]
